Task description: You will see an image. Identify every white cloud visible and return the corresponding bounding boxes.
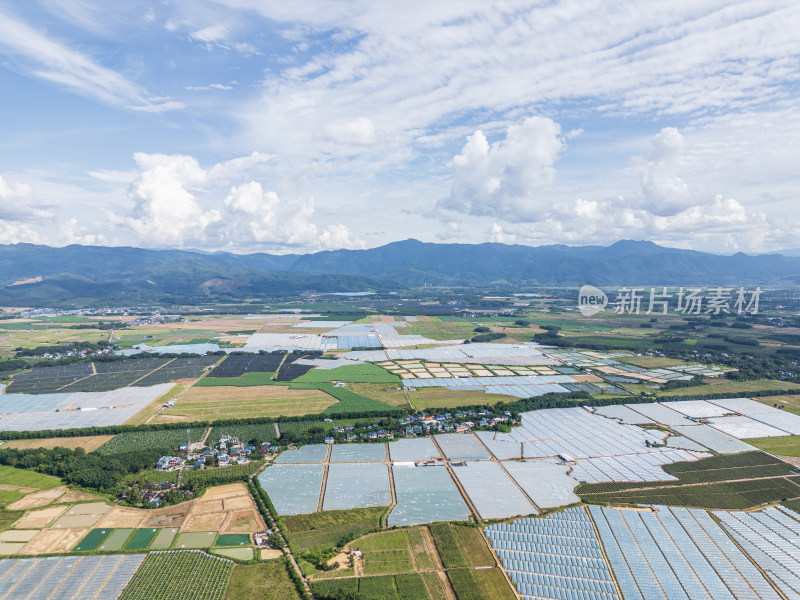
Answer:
[126,154,220,246]
[320,118,377,146]
[0,175,56,221]
[439,116,563,220]
[0,10,184,111]
[122,153,361,251]
[489,223,516,245]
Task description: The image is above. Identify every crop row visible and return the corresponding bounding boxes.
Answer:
[118,550,234,600]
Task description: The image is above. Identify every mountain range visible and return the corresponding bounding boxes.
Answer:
[2,240,800,305]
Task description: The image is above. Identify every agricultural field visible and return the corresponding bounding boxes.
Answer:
[95,428,206,454]
[578,451,800,509]
[348,383,410,407]
[195,372,278,387]
[406,387,513,410]
[656,378,800,397]
[746,435,800,457]
[118,550,234,600]
[207,353,287,378]
[311,573,429,600]
[224,561,303,600]
[0,434,114,451]
[281,507,385,554]
[154,384,337,421]
[5,356,218,394]
[448,568,516,600]
[0,464,62,490]
[293,364,401,385]
[427,523,494,569]
[207,424,279,445]
[760,394,800,415]
[399,321,477,341]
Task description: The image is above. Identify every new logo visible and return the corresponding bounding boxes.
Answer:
[578,285,607,317]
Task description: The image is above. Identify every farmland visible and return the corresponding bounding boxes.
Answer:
[748,435,800,456]
[154,384,337,421]
[224,561,303,600]
[118,550,234,600]
[578,452,800,509]
[0,434,114,451]
[406,387,513,410]
[95,428,206,454]
[293,364,401,384]
[281,507,385,554]
[6,356,218,394]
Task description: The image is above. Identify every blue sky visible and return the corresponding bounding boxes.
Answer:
[1,1,799,254]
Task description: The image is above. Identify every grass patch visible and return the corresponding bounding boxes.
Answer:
[0,464,61,489]
[281,507,385,554]
[618,356,688,368]
[748,436,800,457]
[224,561,303,600]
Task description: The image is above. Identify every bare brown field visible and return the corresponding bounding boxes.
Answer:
[13,505,67,529]
[154,384,337,422]
[20,527,89,555]
[1,436,114,452]
[143,502,193,528]
[0,530,38,542]
[57,490,103,503]
[125,382,194,425]
[96,506,147,528]
[7,487,66,510]
[224,509,261,533]
[182,512,227,532]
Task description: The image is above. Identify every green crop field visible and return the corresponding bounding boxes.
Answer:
[96,429,206,455]
[74,528,112,552]
[428,523,467,568]
[224,561,302,600]
[578,452,800,509]
[215,533,251,547]
[656,379,800,397]
[207,424,279,445]
[294,364,400,385]
[447,569,515,600]
[307,383,400,414]
[311,573,428,600]
[452,526,494,568]
[281,507,385,553]
[0,464,62,489]
[119,550,234,600]
[126,528,159,550]
[195,372,278,387]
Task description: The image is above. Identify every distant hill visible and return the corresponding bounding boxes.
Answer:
[2,240,800,305]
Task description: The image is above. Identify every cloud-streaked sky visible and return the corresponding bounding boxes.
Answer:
[1,1,799,254]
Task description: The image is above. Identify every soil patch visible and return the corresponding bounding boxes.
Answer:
[13,505,67,529]
[20,527,89,555]
[7,487,67,510]
[182,512,227,532]
[96,507,147,528]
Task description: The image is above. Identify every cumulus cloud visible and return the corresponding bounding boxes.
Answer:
[439,116,563,220]
[123,153,362,251]
[632,127,696,216]
[489,223,516,244]
[0,175,56,221]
